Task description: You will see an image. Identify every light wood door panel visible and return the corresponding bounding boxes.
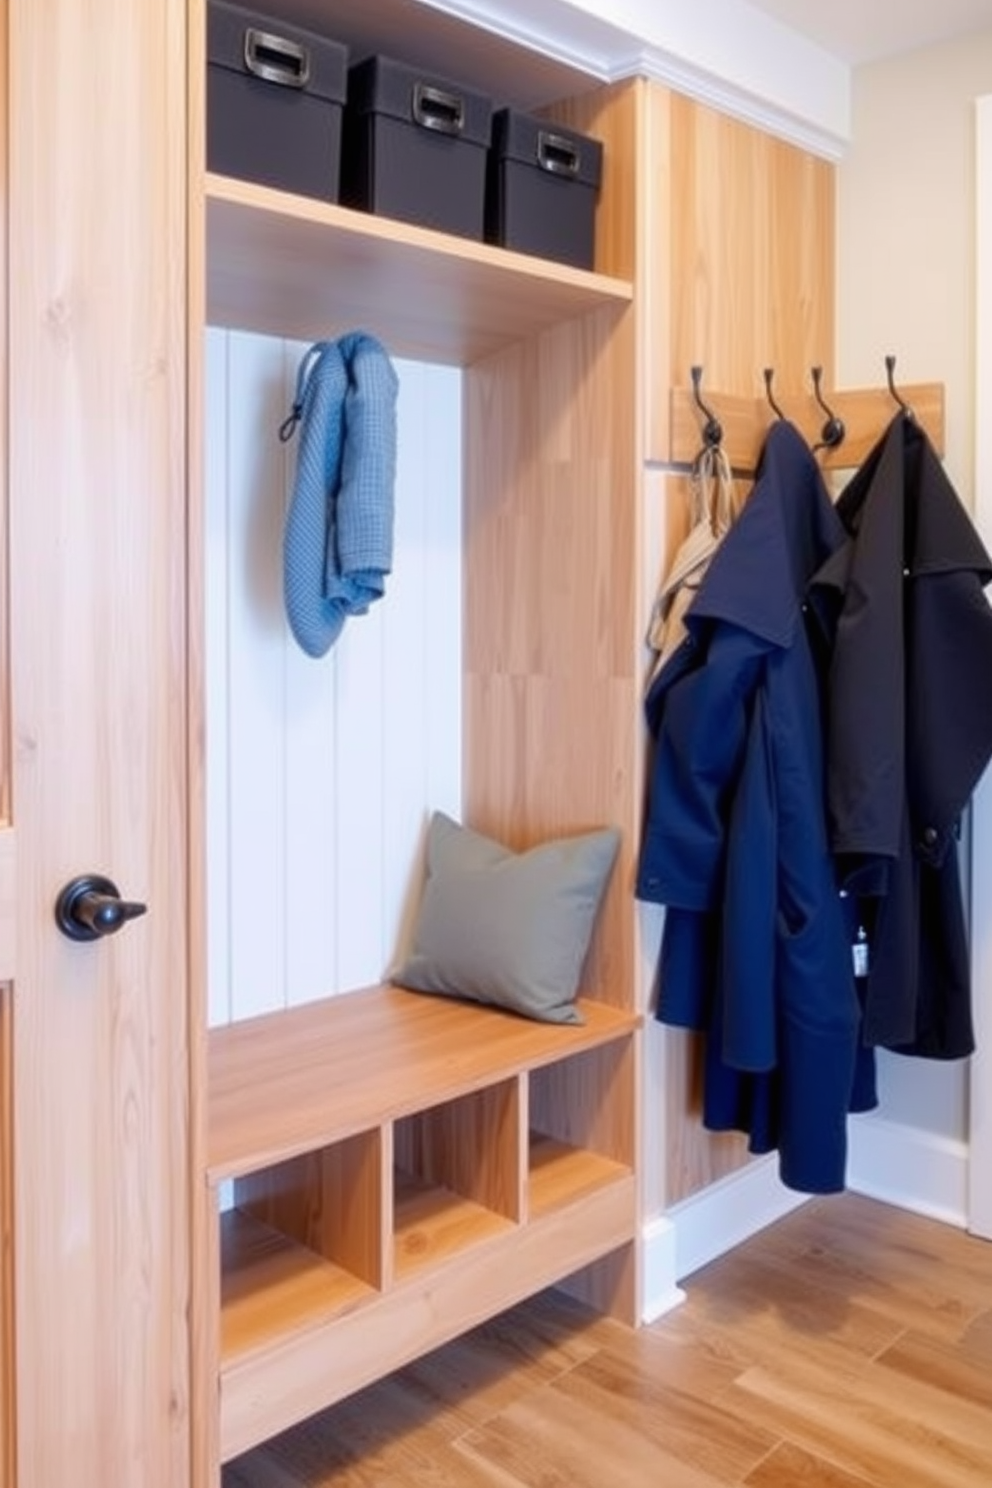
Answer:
[7,1,190,1483]
[0,832,15,983]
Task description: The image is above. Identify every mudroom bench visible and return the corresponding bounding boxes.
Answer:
[207,984,640,1461]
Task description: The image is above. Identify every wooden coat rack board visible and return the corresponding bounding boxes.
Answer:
[669,379,945,474]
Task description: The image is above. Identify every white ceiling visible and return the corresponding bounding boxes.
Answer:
[746,0,992,65]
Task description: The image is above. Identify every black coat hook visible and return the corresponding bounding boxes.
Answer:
[885,354,915,421]
[811,365,845,452]
[763,367,786,421]
[690,365,723,448]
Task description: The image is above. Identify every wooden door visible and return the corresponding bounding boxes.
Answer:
[4,1,191,1482]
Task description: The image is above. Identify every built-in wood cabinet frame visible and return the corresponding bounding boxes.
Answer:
[188,0,646,1473]
[187,0,838,1475]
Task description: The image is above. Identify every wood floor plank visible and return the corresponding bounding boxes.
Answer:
[369,1288,613,1429]
[454,1383,732,1488]
[223,1195,992,1488]
[877,1327,992,1410]
[584,1312,748,1401]
[729,1222,986,1342]
[756,1195,991,1319]
[226,1374,508,1488]
[719,1356,991,1488]
[959,1308,992,1362]
[745,1441,878,1487]
[657,1249,907,1365]
[547,1348,777,1483]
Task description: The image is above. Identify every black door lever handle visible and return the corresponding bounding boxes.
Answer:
[55,874,148,942]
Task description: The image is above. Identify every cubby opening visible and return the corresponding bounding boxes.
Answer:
[392,1078,522,1279]
[527,1038,635,1218]
[219,1127,384,1365]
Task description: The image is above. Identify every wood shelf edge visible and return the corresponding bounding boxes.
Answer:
[206,174,633,295]
[207,990,640,1185]
[205,173,632,362]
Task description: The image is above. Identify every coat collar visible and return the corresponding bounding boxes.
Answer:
[686,420,846,648]
[813,413,992,593]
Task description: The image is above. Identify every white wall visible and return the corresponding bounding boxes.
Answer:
[205,330,463,1026]
[837,30,992,1146]
[968,95,992,1238]
[423,0,850,153]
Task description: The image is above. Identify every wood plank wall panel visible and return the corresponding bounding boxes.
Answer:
[665,92,835,415]
[462,84,642,1318]
[652,91,836,1204]
[463,84,641,1022]
[205,333,463,1025]
[463,305,639,1013]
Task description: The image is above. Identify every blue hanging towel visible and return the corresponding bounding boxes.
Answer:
[282,331,399,657]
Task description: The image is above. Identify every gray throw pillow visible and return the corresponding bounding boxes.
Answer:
[392,811,621,1024]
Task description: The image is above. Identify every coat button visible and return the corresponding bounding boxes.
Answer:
[921,826,938,848]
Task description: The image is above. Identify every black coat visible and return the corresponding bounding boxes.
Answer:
[809,413,992,1058]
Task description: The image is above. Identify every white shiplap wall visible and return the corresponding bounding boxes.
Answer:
[205,329,463,1027]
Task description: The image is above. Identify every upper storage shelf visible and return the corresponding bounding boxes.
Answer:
[206,173,633,365]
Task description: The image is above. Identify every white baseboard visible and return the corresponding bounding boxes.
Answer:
[846,1113,969,1228]
[640,1214,686,1323]
[640,1155,808,1310]
[638,1118,970,1321]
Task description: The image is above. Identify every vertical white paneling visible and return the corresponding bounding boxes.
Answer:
[379,361,464,970]
[331,578,389,990]
[206,332,463,1026]
[283,338,340,1010]
[225,333,289,1020]
[380,360,431,969]
[205,328,232,1027]
[424,366,464,817]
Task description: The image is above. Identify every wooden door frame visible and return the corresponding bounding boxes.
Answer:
[970,92,992,1241]
[0,993,11,1488]
[0,0,12,1470]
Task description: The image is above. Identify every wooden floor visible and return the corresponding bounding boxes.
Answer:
[224,1193,992,1487]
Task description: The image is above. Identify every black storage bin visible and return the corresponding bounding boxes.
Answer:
[486,109,603,269]
[342,56,492,240]
[207,1,348,202]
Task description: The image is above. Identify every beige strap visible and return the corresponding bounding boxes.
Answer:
[691,443,736,535]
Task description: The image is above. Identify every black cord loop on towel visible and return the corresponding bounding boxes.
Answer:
[279,402,304,442]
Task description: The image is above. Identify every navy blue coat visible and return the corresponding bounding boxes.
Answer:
[637,422,866,1194]
[809,413,992,1058]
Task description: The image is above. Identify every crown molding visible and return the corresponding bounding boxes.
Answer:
[416,0,851,158]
